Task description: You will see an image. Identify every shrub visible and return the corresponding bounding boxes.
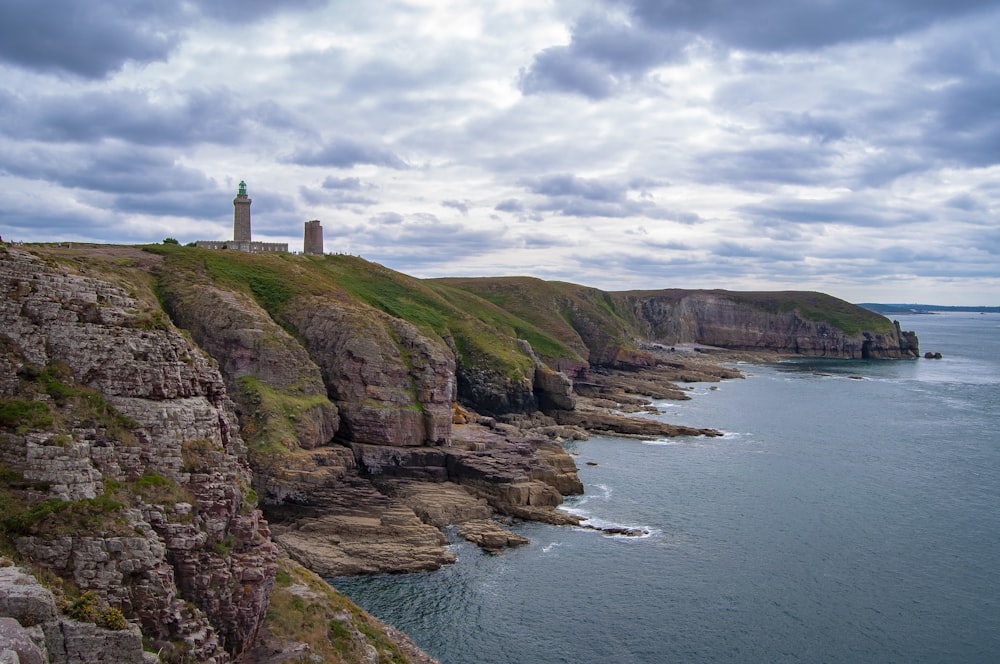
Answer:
[67,592,128,631]
[97,607,128,630]
[67,591,99,622]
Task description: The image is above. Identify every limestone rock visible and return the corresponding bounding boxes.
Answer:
[273,499,455,577]
[0,560,147,664]
[552,409,722,439]
[375,479,493,528]
[0,249,277,661]
[48,619,145,664]
[632,291,919,358]
[0,617,45,664]
[456,520,530,552]
[0,565,57,626]
[287,298,455,446]
[157,282,339,450]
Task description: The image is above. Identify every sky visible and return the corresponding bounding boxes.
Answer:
[1,1,998,305]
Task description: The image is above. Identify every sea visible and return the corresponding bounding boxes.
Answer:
[330,313,1000,663]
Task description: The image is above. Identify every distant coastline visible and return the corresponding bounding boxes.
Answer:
[860,303,1000,315]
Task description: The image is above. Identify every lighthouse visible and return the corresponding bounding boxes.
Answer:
[233,180,252,243]
[194,181,289,253]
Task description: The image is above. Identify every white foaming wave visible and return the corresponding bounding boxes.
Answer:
[542,542,562,553]
[563,483,611,511]
[641,439,683,446]
[572,514,660,540]
[571,483,612,504]
[642,431,748,445]
[560,485,658,539]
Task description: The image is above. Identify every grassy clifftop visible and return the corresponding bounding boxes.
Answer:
[18,244,902,368]
[432,276,646,365]
[144,246,581,382]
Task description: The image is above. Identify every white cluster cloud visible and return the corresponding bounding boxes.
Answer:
[0,0,998,304]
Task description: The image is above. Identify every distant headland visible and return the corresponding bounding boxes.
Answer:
[861,303,1000,314]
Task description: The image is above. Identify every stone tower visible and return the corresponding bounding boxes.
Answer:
[304,219,323,255]
[233,180,251,243]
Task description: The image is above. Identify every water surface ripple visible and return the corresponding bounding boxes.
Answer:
[332,313,1000,663]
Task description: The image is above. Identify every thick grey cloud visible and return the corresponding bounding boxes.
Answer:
[521,0,1000,99]
[739,196,933,230]
[287,138,409,169]
[322,176,367,191]
[626,0,997,51]
[518,11,687,98]
[517,174,700,222]
[495,199,525,213]
[442,200,471,215]
[297,177,380,208]
[521,174,624,202]
[0,1,184,78]
[1,1,997,305]
[0,0,328,78]
[3,143,213,195]
[0,88,284,146]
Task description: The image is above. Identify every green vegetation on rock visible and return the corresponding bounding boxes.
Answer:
[1,495,126,538]
[725,291,895,335]
[237,375,331,453]
[265,556,418,663]
[0,399,53,432]
[4,362,138,442]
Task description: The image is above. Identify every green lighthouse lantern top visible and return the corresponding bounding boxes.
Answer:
[238,180,247,196]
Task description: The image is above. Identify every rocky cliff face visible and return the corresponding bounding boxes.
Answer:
[1,243,921,661]
[140,249,582,579]
[157,280,340,451]
[0,560,148,664]
[0,247,275,661]
[286,299,454,447]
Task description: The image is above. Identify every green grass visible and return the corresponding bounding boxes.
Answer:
[4,363,138,442]
[1,495,126,537]
[146,247,584,388]
[432,276,643,363]
[236,375,333,454]
[726,291,895,335]
[146,244,303,317]
[265,556,415,663]
[0,399,53,432]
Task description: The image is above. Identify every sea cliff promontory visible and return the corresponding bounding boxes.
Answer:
[0,243,917,661]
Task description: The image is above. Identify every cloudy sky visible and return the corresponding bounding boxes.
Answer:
[1,1,998,304]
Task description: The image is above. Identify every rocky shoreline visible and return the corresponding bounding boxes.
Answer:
[0,244,916,662]
[263,345,760,579]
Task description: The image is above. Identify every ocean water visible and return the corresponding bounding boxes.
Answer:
[331,313,1000,663]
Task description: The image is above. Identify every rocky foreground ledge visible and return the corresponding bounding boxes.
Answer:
[263,352,748,579]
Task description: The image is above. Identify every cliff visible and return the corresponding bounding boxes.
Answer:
[624,289,919,359]
[0,246,440,662]
[1,242,918,661]
[437,279,919,364]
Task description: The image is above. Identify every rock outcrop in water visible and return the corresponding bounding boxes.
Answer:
[0,242,918,660]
